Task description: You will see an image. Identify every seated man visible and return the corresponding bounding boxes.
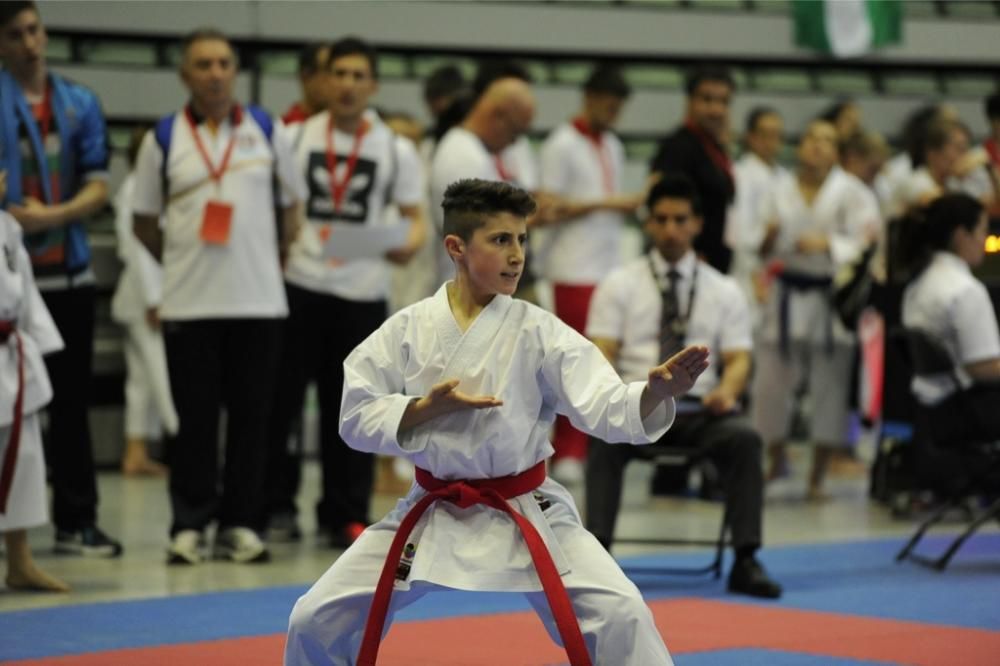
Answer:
[584,174,782,599]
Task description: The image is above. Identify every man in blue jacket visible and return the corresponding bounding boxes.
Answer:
[0,1,121,556]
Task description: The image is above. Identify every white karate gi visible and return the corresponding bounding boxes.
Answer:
[285,284,677,666]
[0,213,63,531]
[110,173,178,438]
[751,167,881,446]
[725,152,792,327]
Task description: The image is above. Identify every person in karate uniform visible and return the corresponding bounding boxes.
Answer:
[752,120,881,500]
[110,127,176,476]
[284,178,710,666]
[1,206,68,592]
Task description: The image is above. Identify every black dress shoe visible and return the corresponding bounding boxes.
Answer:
[728,556,782,599]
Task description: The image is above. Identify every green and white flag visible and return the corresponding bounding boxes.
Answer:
[793,0,902,58]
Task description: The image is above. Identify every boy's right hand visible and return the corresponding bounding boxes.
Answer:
[398,379,503,433]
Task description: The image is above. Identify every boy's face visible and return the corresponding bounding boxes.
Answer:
[0,8,46,75]
[645,196,702,264]
[449,212,527,298]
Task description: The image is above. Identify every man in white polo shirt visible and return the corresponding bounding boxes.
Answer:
[585,174,781,599]
[132,29,301,565]
[270,36,426,548]
[536,65,647,484]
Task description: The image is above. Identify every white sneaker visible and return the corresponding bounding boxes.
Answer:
[214,527,270,563]
[552,458,585,486]
[167,530,203,565]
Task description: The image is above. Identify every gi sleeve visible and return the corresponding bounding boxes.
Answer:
[540,315,674,445]
[829,185,882,269]
[18,244,63,356]
[340,315,425,456]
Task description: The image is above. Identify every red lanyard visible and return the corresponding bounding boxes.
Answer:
[326,115,369,213]
[185,104,242,183]
[685,120,733,186]
[985,138,1000,169]
[572,117,614,194]
[493,155,514,183]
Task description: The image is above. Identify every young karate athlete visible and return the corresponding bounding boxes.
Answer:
[1,199,68,592]
[284,178,710,666]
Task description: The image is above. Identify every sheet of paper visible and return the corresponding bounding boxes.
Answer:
[321,221,412,260]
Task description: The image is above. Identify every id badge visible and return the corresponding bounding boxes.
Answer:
[200,200,234,245]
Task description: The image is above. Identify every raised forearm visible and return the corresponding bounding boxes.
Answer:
[50,179,109,226]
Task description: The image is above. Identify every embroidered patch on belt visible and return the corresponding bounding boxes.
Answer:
[533,492,552,512]
[396,543,416,581]
[3,242,14,273]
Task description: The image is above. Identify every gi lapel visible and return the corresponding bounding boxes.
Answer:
[432,284,513,384]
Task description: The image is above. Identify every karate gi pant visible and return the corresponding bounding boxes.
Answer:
[266,284,385,530]
[284,520,674,665]
[41,286,100,531]
[0,414,48,532]
[122,319,178,440]
[163,317,281,536]
[586,413,764,551]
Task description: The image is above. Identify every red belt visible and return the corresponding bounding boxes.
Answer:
[0,320,24,514]
[357,460,592,666]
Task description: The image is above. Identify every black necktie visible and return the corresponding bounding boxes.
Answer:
[659,268,684,362]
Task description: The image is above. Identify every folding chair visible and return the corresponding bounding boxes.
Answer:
[890,326,1000,571]
[613,445,730,579]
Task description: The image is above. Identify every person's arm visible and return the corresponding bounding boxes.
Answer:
[965,358,1000,383]
[279,202,301,267]
[385,203,427,265]
[701,349,750,415]
[397,379,502,434]
[130,129,165,263]
[8,180,108,234]
[640,345,711,418]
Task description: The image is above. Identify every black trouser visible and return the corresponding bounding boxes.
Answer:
[586,413,764,551]
[265,284,385,531]
[41,286,99,531]
[163,317,282,536]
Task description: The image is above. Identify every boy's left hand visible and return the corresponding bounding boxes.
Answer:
[647,345,710,400]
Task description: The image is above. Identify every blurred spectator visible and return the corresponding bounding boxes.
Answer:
[423,64,467,122]
[585,174,781,599]
[650,66,736,272]
[900,118,999,210]
[110,126,175,477]
[726,106,791,326]
[985,93,1000,171]
[752,120,881,501]
[0,0,120,557]
[535,65,647,484]
[270,36,427,547]
[283,43,331,125]
[132,28,301,565]
[900,193,1000,441]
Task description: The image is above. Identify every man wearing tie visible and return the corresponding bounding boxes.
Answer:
[584,174,781,599]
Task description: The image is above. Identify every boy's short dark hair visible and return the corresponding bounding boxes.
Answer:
[0,1,36,27]
[298,42,330,77]
[329,36,378,79]
[986,93,1000,121]
[583,65,631,99]
[646,173,703,217]
[442,179,537,241]
[685,66,735,96]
